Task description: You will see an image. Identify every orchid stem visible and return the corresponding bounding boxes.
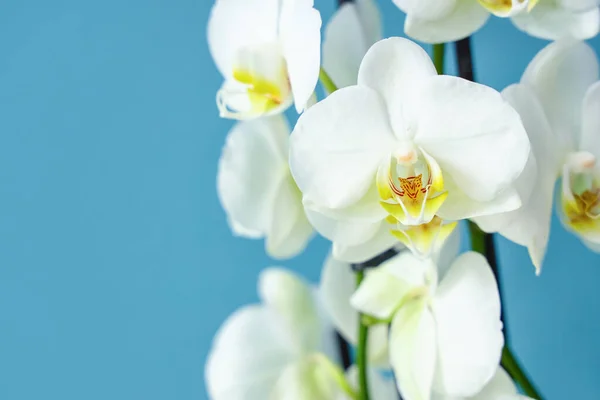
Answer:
[319,67,338,95]
[433,43,445,75]
[356,270,370,400]
[502,347,543,399]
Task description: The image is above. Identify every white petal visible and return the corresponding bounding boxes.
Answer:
[474,84,560,273]
[279,0,322,112]
[350,251,432,320]
[205,305,295,399]
[267,176,314,259]
[207,0,280,78]
[431,367,519,400]
[259,268,321,353]
[521,39,599,150]
[390,299,437,400]
[217,116,289,237]
[357,37,437,138]
[355,0,383,46]
[289,86,395,209]
[350,268,412,320]
[583,238,600,252]
[437,176,522,221]
[580,81,600,159]
[512,4,600,40]
[319,254,390,365]
[414,75,530,203]
[332,223,400,264]
[323,3,373,89]
[432,252,504,397]
[559,0,600,11]
[404,1,490,44]
[271,359,342,400]
[433,226,461,280]
[470,367,518,400]
[380,250,432,288]
[305,207,380,246]
[305,185,388,223]
[393,0,456,19]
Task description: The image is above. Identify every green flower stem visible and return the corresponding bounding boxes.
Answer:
[502,347,543,399]
[468,221,486,254]
[356,270,370,400]
[433,43,445,75]
[319,67,338,94]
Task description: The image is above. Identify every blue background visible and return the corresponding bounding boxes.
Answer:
[0,1,598,399]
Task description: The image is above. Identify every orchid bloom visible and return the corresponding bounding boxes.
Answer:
[320,228,461,368]
[217,115,313,259]
[205,267,396,399]
[474,40,600,271]
[323,0,382,89]
[393,0,599,44]
[289,37,530,263]
[207,0,321,120]
[321,233,504,400]
[512,0,600,40]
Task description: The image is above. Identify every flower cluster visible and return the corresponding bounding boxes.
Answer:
[205,0,600,398]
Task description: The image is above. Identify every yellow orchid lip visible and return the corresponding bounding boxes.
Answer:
[233,69,287,111]
[389,216,458,259]
[217,43,292,119]
[560,155,600,238]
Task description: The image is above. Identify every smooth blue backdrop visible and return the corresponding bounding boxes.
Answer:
[0,1,599,399]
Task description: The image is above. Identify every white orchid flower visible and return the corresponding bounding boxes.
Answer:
[474,40,600,271]
[207,0,321,120]
[205,267,396,399]
[433,367,533,400]
[392,0,599,44]
[512,0,600,40]
[353,251,504,400]
[205,267,342,399]
[323,0,382,89]
[217,115,313,259]
[320,228,461,368]
[289,37,530,263]
[322,231,504,400]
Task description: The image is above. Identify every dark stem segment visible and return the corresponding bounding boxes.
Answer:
[335,332,352,370]
[455,37,474,81]
[337,0,354,4]
[351,248,399,272]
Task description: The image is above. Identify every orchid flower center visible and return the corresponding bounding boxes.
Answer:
[477,0,537,14]
[217,42,292,119]
[377,144,447,226]
[560,152,600,236]
[376,144,455,257]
